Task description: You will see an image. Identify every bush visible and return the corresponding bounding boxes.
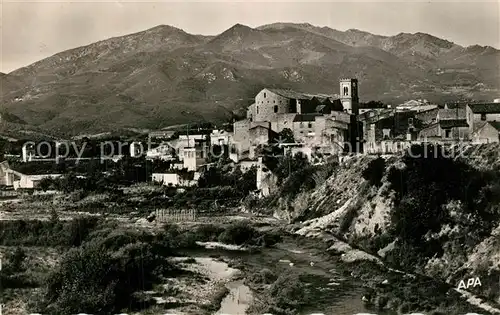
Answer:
[362,157,386,187]
[41,229,176,315]
[7,247,27,273]
[0,217,100,247]
[248,268,277,285]
[386,144,500,268]
[248,273,309,315]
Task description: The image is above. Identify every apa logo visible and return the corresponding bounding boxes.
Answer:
[457,277,482,290]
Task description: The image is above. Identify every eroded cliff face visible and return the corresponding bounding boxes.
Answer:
[280,144,500,307]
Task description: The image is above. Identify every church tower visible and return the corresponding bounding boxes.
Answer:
[340,78,359,115]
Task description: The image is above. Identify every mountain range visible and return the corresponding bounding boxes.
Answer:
[1,22,499,137]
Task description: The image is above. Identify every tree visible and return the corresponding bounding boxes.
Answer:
[362,157,386,187]
[7,247,26,273]
[278,128,295,144]
[274,152,309,184]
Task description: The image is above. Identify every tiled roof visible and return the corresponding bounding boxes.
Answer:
[438,108,466,120]
[293,114,318,122]
[439,119,468,128]
[358,109,395,122]
[267,88,338,101]
[445,103,467,110]
[468,103,500,114]
[249,125,270,130]
[487,121,500,131]
[414,105,439,112]
[419,123,439,137]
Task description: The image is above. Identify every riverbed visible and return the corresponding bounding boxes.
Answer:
[176,236,395,315]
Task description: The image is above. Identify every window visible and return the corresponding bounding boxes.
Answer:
[308,123,312,128]
[408,118,414,125]
[256,106,259,114]
[445,129,452,138]
[264,92,267,98]
[481,113,487,121]
[274,105,278,113]
[343,86,349,96]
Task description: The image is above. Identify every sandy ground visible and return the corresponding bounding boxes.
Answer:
[157,256,251,315]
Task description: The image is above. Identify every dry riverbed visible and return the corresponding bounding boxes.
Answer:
[155,256,252,315]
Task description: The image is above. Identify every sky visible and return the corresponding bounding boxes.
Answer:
[1,0,499,73]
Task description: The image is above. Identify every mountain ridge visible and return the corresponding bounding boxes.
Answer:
[1,22,499,136]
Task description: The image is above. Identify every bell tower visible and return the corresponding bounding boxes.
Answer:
[340,78,359,115]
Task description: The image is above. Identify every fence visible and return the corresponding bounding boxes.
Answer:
[154,209,197,222]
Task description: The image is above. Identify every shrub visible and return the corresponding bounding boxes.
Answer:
[7,247,26,273]
[41,229,176,315]
[0,217,100,247]
[218,222,258,245]
[362,157,386,187]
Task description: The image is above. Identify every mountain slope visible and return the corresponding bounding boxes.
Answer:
[1,23,499,136]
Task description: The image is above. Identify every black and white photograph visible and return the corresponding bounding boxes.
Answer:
[0,0,500,314]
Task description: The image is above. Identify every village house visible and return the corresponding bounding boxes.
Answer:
[415,107,440,125]
[466,100,500,135]
[0,161,16,186]
[418,108,469,142]
[360,109,417,142]
[146,143,176,160]
[210,129,232,146]
[314,110,353,154]
[471,121,500,143]
[13,174,63,190]
[148,130,176,141]
[0,161,62,190]
[396,99,436,111]
[152,172,199,187]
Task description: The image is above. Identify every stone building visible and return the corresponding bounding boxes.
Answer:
[418,120,469,141]
[248,88,342,125]
[233,78,362,159]
[471,121,500,143]
[466,102,500,135]
[292,114,317,144]
[360,109,416,143]
[340,78,360,116]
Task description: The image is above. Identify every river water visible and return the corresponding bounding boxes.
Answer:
[182,236,396,315]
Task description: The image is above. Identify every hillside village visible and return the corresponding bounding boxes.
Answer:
[2,76,500,315]
[1,77,500,193]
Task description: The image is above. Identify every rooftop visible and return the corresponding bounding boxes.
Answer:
[293,113,319,122]
[489,121,500,131]
[438,108,466,120]
[267,88,339,101]
[468,103,500,114]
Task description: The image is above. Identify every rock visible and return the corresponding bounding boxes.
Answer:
[135,218,149,225]
[147,212,156,222]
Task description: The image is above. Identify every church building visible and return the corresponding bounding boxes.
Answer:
[232,78,362,159]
